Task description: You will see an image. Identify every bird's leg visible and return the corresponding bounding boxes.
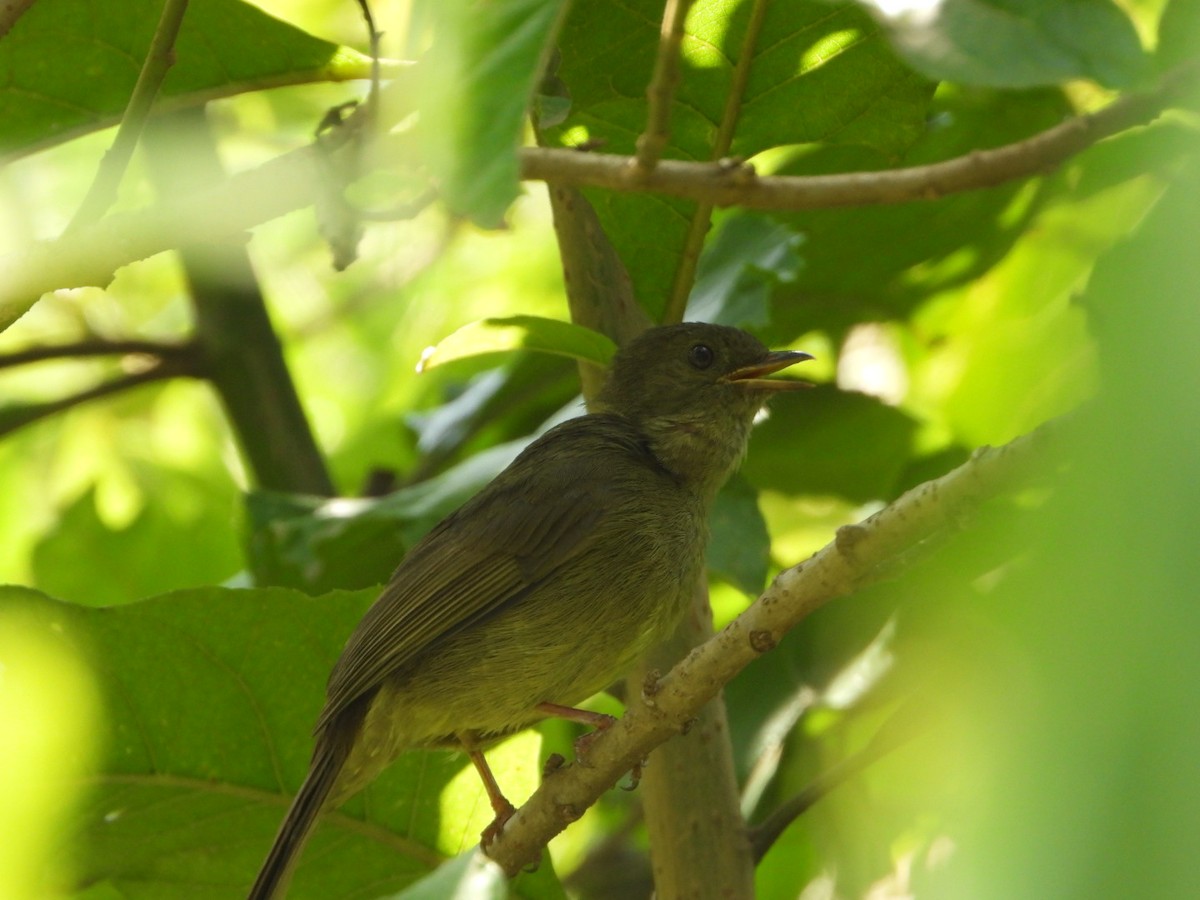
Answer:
[458,732,516,847]
[535,702,644,786]
[535,701,616,759]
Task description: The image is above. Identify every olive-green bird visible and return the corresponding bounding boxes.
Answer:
[248,323,811,898]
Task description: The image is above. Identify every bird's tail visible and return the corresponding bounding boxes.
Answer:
[247,723,356,900]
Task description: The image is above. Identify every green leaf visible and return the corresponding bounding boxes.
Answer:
[708,474,772,595]
[406,354,579,468]
[742,386,919,503]
[0,585,560,897]
[0,0,374,158]
[686,214,804,330]
[415,0,567,227]
[1157,0,1200,72]
[32,475,241,607]
[246,439,532,593]
[762,85,1074,335]
[245,491,409,593]
[417,316,617,371]
[545,0,934,319]
[852,0,1150,88]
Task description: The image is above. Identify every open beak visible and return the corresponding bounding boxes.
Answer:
[721,350,814,392]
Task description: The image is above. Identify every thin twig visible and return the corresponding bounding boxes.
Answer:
[0,356,200,438]
[67,0,191,229]
[748,696,929,862]
[662,0,769,324]
[634,0,695,174]
[484,424,1053,874]
[0,338,194,369]
[354,0,381,124]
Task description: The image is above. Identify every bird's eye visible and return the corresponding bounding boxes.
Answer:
[688,343,715,370]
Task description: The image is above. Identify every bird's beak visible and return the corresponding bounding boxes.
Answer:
[721,350,814,391]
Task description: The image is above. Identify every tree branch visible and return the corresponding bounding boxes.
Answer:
[550,181,751,893]
[67,0,190,228]
[633,0,694,174]
[0,75,417,331]
[143,108,335,495]
[628,598,754,897]
[0,355,200,438]
[521,62,1194,208]
[484,424,1052,874]
[0,338,193,369]
[3,65,1191,331]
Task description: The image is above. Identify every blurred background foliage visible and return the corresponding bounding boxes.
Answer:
[0,0,1198,898]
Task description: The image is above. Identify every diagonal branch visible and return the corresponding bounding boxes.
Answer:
[748,693,929,861]
[0,338,193,369]
[484,423,1053,874]
[67,0,190,229]
[0,354,202,438]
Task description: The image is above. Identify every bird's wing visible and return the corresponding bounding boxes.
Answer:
[316,419,649,732]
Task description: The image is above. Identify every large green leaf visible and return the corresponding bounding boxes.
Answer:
[0,0,373,158]
[708,474,772,595]
[742,386,919,503]
[32,475,241,607]
[544,0,935,319]
[1,585,562,898]
[763,85,1074,338]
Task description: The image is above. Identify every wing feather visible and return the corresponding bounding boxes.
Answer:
[316,418,638,732]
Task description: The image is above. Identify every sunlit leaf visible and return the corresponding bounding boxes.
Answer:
[0,593,103,899]
[389,849,507,900]
[417,316,617,371]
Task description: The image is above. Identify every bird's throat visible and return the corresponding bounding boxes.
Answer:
[643,415,754,499]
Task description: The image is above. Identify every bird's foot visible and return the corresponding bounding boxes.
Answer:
[570,714,617,760]
[480,798,517,848]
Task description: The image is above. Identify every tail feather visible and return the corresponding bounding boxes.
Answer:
[248,692,373,900]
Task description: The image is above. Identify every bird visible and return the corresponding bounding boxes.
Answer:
[248,322,811,898]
